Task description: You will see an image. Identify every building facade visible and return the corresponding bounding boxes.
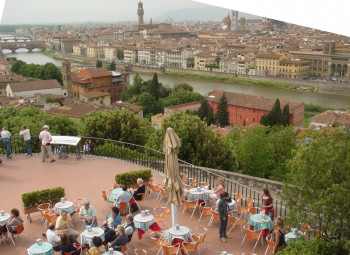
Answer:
[279,59,311,79]
[255,53,282,76]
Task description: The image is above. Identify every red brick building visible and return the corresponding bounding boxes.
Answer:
[207,90,304,127]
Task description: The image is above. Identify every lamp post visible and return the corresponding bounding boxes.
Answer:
[304,135,312,151]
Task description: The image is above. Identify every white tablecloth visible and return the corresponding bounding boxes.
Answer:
[188,188,209,201]
[215,199,238,211]
[28,242,54,255]
[134,214,155,232]
[168,226,192,242]
[102,251,123,255]
[53,201,76,215]
[81,227,105,247]
[0,213,10,226]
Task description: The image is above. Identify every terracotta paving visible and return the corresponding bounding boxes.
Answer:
[0,154,268,255]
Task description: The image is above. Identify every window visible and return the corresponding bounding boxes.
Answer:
[253,109,256,113]
[253,118,256,122]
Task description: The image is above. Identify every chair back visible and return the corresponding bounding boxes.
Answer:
[243,226,260,240]
[266,234,275,251]
[113,184,118,189]
[120,245,127,253]
[190,178,196,188]
[119,202,127,211]
[247,198,254,208]
[134,249,147,255]
[162,243,180,255]
[101,191,108,202]
[199,202,212,216]
[150,232,168,248]
[248,207,256,215]
[140,192,146,201]
[160,188,166,197]
[184,200,196,209]
[210,207,220,221]
[183,240,199,252]
[182,174,188,184]
[16,224,24,235]
[236,194,243,205]
[38,203,51,211]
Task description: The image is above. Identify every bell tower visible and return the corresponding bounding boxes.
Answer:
[231,10,238,31]
[61,62,72,98]
[137,1,144,25]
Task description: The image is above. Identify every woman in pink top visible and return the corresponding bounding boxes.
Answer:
[209,178,226,199]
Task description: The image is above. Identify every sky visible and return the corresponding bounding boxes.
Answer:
[1,0,212,24]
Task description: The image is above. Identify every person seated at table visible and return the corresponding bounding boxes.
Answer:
[262,188,275,220]
[79,200,98,228]
[130,178,146,212]
[102,207,122,233]
[3,208,24,241]
[56,210,79,243]
[122,214,136,243]
[107,225,128,252]
[46,223,61,252]
[86,236,105,255]
[59,233,79,255]
[272,217,287,255]
[114,185,132,208]
[208,178,226,200]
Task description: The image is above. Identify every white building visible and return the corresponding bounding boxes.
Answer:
[138,49,151,65]
[6,80,64,98]
[104,47,117,60]
[124,48,138,64]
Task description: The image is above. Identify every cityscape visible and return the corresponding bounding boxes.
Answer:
[0,1,350,255]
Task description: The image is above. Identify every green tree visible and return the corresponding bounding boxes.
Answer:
[147,113,234,170]
[121,73,144,101]
[10,60,26,74]
[107,61,116,71]
[197,99,214,125]
[96,60,103,68]
[159,91,203,108]
[135,92,162,118]
[282,129,350,241]
[215,93,229,127]
[41,63,62,84]
[81,109,149,145]
[172,83,193,93]
[282,104,290,126]
[117,49,124,60]
[148,73,161,101]
[260,99,282,126]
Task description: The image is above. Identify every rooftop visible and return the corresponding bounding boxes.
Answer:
[7,80,61,92]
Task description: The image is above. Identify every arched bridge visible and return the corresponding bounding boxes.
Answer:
[0,35,33,43]
[0,41,46,53]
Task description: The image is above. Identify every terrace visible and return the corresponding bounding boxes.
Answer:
[0,137,286,255]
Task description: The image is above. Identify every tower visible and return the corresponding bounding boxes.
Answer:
[61,62,72,98]
[231,10,238,31]
[226,13,231,30]
[137,1,144,25]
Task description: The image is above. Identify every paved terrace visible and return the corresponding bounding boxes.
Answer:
[0,155,267,255]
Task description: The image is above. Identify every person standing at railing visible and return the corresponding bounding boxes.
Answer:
[0,127,12,159]
[19,125,32,157]
[39,125,55,163]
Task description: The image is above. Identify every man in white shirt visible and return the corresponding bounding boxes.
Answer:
[46,223,61,251]
[1,127,12,158]
[38,125,55,162]
[79,200,98,228]
[115,185,132,209]
[19,125,32,157]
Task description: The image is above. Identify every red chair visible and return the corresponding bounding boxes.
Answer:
[7,224,29,246]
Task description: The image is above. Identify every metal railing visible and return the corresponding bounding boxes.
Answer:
[2,136,287,217]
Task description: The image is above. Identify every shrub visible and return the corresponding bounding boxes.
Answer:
[22,187,65,208]
[115,169,152,185]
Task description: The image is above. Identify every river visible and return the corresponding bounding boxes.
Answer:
[2,50,349,109]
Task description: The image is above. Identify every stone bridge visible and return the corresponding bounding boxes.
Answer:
[0,41,46,53]
[0,35,33,43]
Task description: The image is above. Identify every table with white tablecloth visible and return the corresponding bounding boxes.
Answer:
[81,227,105,247]
[285,228,303,244]
[102,250,123,255]
[188,188,209,202]
[0,213,10,226]
[53,201,76,215]
[168,226,192,242]
[28,242,54,255]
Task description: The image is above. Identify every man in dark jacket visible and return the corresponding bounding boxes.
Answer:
[218,192,231,242]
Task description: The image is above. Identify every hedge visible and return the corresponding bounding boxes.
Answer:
[22,187,65,208]
[115,169,152,185]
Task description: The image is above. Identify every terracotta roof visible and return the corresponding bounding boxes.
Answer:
[0,74,27,84]
[46,103,97,118]
[166,101,202,110]
[81,68,111,78]
[81,91,111,99]
[309,110,350,126]
[8,80,61,92]
[207,90,303,111]
[280,59,311,65]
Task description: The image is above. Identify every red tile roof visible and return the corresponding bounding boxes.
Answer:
[8,80,61,92]
[82,68,111,78]
[166,101,202,110]
[256,53,281,59]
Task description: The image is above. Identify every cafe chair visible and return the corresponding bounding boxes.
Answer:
[228,212,245,236]
[159,188,170,206]
[238,198,254,216]
[198,202,212,222]
[119,202,131,215]
[42,211,58,229]
[149,182,162,200]
[182,200,198,220]
[6,224,29,246]
[150,232,169,255]
[208,207,220,227]
[154,207,170,228]
[161,242,180,255]
[134,248,148,254]
[113,184,118,189]
[73,198,86,223]
[235,194,243,207]
[134,192,146,211]
[182,174,188,184]
[182,235,201,255]
[101,190,113,211]
[190,230,207,253]
[185,178,196,191]
[264,234,275,255]
[37,203,52,227]
[241,225,262,252]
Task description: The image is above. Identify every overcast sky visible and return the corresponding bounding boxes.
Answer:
[1,0,212,24]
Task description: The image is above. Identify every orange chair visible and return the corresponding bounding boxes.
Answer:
[235,194,243,207]
[208,207,220,227]
[120,245,127,253]
[73,198,86,223]
[149,182,162,199]
[185,178,196,191]
[7,224,29,246]
[38,203,52,227]
[238,198,254,215]
[42,212,58,229]
[159,188,170,206]
[101,190,113,211]
[182,200,198,220]
[182,174,188,184]
[118,202,130,215]
[228,212,245,236]
[183,235,201,254]
[161,242,180,255]
[154,207,170,228]
[191,227,208,252]
[150,232,169,255]
[199,202,212,222]
[134,192,146,211]
[135,248,148,254]
[113,184,118,189]
[264,234,275,255]
[241,225,262,252]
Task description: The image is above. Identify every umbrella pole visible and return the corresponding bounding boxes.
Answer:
[171,203,178,226]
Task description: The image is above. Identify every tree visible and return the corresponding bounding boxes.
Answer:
[96,60,103,68]
[260,99,283,126]
[121,73,144,101]
[282,129,350,241]
[215,93,230,127]
[117,49,124,60]
[148,73,161,101]
[147,113,234,171]
[197,99,214,125]
[135,92,162,118]
[41,63,62,84]
[107,61,116,71]
[159,91,203,108]
[172,83,193,93]
[10,60,26,73]
[282,104,290,126]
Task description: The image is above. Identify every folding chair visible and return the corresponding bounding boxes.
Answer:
[154,207,170,228]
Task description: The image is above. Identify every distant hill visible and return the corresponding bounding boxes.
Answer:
[155,6,261,22]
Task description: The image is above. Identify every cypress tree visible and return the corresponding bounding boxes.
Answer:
[260,99,283,126]
[282,104,290,126]
[149,73,160,101]
[197,99,214,125]
[215,93,230,127]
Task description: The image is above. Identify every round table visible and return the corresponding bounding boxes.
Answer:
[168,226,192,242]
[285,228,303,244]
[102,251,123,255]
[81,227,105,247]
[0,213,10,226]
[134,213,155,232]
[28,242,54,255]
[215,199,237,211]
[53,201,76,215]
[248,214,274,231]
[188,188,209,202]
[109,188,123,202]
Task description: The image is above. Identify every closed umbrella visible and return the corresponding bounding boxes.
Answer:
[163,127,185,226]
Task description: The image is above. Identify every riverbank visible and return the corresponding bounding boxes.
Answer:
[164,70,304,90]
[43,51,92,65]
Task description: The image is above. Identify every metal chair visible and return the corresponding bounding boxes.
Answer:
[161,242,180,255]
[198,202,212,222]
[154,207,170,228]
[265,234,275,255]
[7,224,29,246]
[241,225,262,252]
[134,248,148,254]
[182,235,201,255]
[208,207,220,227]
[182,200,198,220]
